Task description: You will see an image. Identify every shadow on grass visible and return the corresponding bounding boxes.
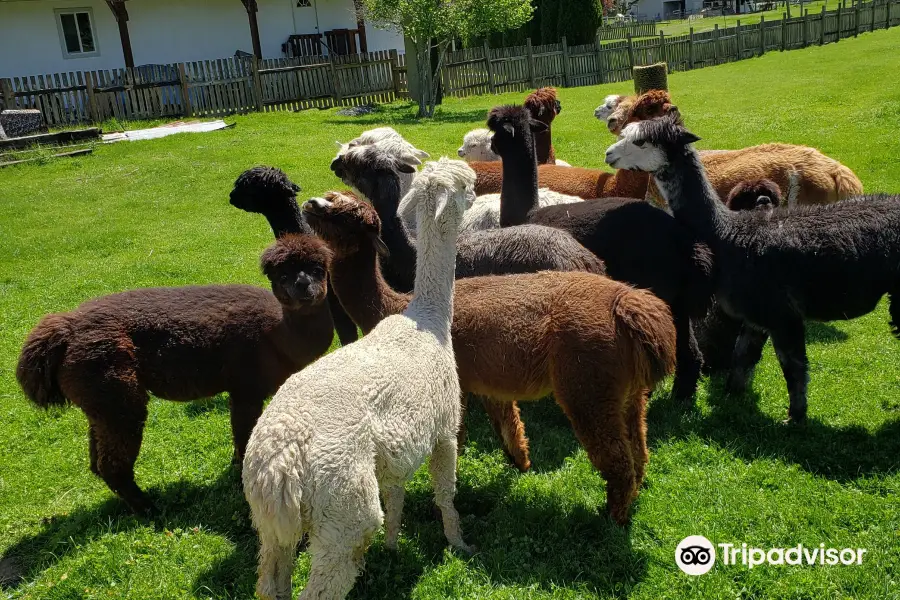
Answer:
[3,403,643,599]
[806,321,850,345]
[647,375,900,482]
[323,103,492,127]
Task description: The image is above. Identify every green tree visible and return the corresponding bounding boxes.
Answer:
[556,0,602,45]
[364,0,534,117]
[539,0,561,43]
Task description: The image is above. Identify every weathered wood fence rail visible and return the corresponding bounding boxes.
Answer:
[0,0,896,125]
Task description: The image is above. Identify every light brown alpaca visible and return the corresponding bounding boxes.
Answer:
[602,91,864,207]
[303,191,677,524]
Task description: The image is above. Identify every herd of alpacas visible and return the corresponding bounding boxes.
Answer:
[16,83,899,598]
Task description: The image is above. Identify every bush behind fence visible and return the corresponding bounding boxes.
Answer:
[0,0,896,126]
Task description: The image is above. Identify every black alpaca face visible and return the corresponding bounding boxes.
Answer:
[487,105,548,156]
[230,166,300,211]
[555,99,562,115]
[605,115,701,172]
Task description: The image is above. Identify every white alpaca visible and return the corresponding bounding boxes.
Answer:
[243,157,473,600]
[457,127,571,166]
[460,188,583,232]
[594,94,623,122]
[334,129,428,203]
[457,128,499,162]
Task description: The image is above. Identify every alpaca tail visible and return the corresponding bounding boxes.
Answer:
[612,287,678,386]
[832,163,864,201]
[16,314,72,408]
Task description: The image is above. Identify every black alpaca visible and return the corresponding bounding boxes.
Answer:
[606,112,900,422]
[329,141,607,284]
[229,166,359,346]
[698,179,784,373]
[487,104,713,401]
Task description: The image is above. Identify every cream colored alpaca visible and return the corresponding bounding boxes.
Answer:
[242,158,473,600]
[458,127,571,166]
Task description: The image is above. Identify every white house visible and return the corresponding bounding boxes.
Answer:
[629,0,705,20]
[0,0,405,78]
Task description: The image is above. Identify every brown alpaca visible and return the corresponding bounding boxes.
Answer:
[725,178,782,212]
[303,191,677,524]
[16,235,334,513]
[524,87,561,164]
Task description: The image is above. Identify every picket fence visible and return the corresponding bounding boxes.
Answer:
[0,0,897,126]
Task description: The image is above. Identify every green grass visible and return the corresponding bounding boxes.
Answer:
[2,27,900,600]
[658,0,845,36]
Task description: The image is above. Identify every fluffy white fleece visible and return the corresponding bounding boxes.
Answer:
[242,157,473,600]
[460,188,583,233]
[457,127,571,166]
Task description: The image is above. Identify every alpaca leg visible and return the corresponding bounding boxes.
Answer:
[769,322,809,423]
[697,303,744,374]
[456,392,469,452]
[725,325,769,395]
[626,390,649,496]
[671,311,702,402]
[381,482,405,550]
[430,436,473,554]
[889,290,900,338]
[482,397,531,472]
[327,284,359,346]
[256,532,295,600]
[228,389,265,466]
[88,424,100,477]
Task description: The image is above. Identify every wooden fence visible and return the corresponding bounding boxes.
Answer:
[0,50,407,126]
[0,0,897,125]
[442,0,899,95]
[597,21,658,40]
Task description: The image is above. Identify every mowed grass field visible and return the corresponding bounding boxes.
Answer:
[2,28,900,600]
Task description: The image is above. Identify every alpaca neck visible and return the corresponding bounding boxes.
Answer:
[357,175,418,292]
[405,212,457,341]
[329,244,410,334]
[653,147,728,240]
[265,197,312,238]
[272,300,333,363]
[535,128,553,164]
[499,144,539,228]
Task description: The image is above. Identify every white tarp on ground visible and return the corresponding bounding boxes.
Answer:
[102,120,231,143]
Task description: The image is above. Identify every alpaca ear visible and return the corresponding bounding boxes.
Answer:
[413,149,430,160]
[291,182,301,193]
[502,123,515,137]
[680,131,701,145]
[397,162,417,174]
[529,119,548,133]
[368,232,391,257]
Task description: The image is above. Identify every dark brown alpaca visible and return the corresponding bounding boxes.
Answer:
[725,178,783,212]
[303,191,677,524]
[524,87,561,164]
[16,235,334,513]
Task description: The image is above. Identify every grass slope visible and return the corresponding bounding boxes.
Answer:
[1,27,899,600]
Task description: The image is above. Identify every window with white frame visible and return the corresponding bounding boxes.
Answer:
[56,8,99,58]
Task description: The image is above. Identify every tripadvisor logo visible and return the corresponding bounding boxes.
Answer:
[675,536,868,575]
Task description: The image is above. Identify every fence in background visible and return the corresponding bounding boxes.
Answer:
[0,0,897,125]
[442,0,897,96]
[0,50,407,127]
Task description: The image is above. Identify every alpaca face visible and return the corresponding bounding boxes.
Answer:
[457,129,499,162]
[486,105,547,158]
[303,193,389,257]
[726,179,782,213]
[606,117,701,172]
[594,94,623,122]
[606,91,677,135]
[260,235,331,309]
[399,158,475,229]
[230,166,300,212]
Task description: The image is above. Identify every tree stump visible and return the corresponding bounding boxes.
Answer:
[632,62,668,93]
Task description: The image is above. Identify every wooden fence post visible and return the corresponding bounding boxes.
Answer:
[626,34,635,70]
[759,16,766,54]
[84,73,101,122]
[689,27,695,68]
[821,6,827,43]
[837,2,844,37]
[176,63,193,118]
[593,33,605,83]
[659,31,667,67]
[389,49,402,96]
[250,55,264,111]
[561,36,571,87]
[888,0,894,28]
[483,40,497,94]
[802,9,809,46]
[713,24,720,64]
[781,13,787,50]
[328,53,342,105]
[526,38,537,87]
[0,78,14,110]
[855,0,861,35]
[736,20,742,59]
[871,0,877,30]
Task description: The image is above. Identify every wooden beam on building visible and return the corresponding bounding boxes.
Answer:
[105,0,135,69]
[354,0,368,53]
[241,0,263,59]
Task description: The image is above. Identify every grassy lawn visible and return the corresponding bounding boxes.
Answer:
[2,27,900,600]
[658,0,845,36]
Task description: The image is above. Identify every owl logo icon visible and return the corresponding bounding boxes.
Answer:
[676,536,716,575]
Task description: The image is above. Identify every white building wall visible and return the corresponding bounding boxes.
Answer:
[0,0,405,78]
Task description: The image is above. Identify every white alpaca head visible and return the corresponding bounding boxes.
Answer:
[604,117,701,173]
[333,127,427,164]
[457,128,499,162]
[399,158,476,233]
[594,94,623,122]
